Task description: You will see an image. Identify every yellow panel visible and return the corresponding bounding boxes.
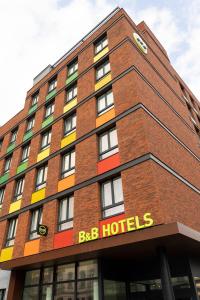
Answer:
[9,199,22,214]
[95,73,112,91]
[63,98,77,113]
[61,131,76,149]
[0,247,13,262]
[96,107,115,127]
[31,188,46,204]
[24,239,40,256]
[58,174,75,192]
[93,47,109,63]
[37,147,50,162]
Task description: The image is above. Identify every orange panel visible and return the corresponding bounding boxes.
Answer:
[97,153,120,174]
[58,174,75,192]
[24,239,40,256]
[96,107,115,127]
[53,229,74,249]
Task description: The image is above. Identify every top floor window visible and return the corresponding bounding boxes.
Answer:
[48,78,57,93]
[96,60,110,81]
[97,89,114,115]
[95,35,108,54]
[10,128,18,144]
[68,60,78,76]
[31,93,39,106]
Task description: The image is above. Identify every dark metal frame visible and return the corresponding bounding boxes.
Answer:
[26,116,35,133]
[97,88,114,115]
[4,155,12,173]
[29,207,43,240]
[35,165,48,191]
[67,59,78,77]
[48,77,57,93]
[96,60,110,82]
[66,84,77,103]
[94,35,108,55]
[5,217,18,247]
[44,101,55,120]
[99,127,118,160]
[40,130,51,150]
[21,143,30,163]
[61,150,75,179]
[31,93,39,107]
[64,114,76,136]
[13,177,24,201]
[0,186,5,205]
[57,195,74,232]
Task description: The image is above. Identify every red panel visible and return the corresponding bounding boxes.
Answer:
[99,213,125,238]
[53,229,74,249]
[97,153,120,175]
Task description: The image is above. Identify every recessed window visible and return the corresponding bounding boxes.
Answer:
[29,207,42,240]
[64,114,76,136]
[101,176,124,218]
[48,78,57,93]
[41,130,51,150]
[0,289,6,300]
[35,165,48,190]
[31,93,39,106]
[4,155,12,173]
[97,89,114,115]
[61,150,75,178]
[95,35,108,54]
[99,127,118,160]
[0,187,5,208]
[0,138,4,150]
[45,101,55,119]
[58,195,74,231]
[26,116,35,132]
[10,128,18,144]
[68,60,78,77]
[21,143,30,162]
[14,177,24,201]
[6,217,18,247]
[66,85,77,102]
[96,60,110,81]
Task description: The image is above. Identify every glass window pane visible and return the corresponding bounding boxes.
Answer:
[57,264,75,282]
[63,154,70,171]
[109,129,118,148]
[55,282,75,300]
[98,95,106,112]
[72,115,76,129]
[60,198,67,222]
[104,204,124,218]
[104,280,126,300]
[71,151,75,168]
[102,182,112,207]
[23,287,39,300]
[97,68,103,80]
[78,260,98,279]
[41,285,53,300]
[25,270,40,285]
[68,196,74,219]
[106,91,114,106]
[113,178,123,204]
[104,62,110,74]
[43,267,53,284]
[77,279,98,300]
[100,134,109,153]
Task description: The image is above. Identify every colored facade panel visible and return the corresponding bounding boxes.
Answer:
[37,147,50,162]
[53,229,74,249]
[63,98,77,113]
[24,240,40,256]
[6,143,15,154]
[95,73,112,91]
[28,104,37,115]
[0,173,9,185]
[97,153,120,175]
[9,199,22,214]
[31,188,46,204]
[23,130,33,142]
[58,174,75,192]
[0,247,14,262]
[42,115,54,128]
[93,46,109,63]
[66,71,78,85]
[61,131,76,149]
[96,107,115,127]
[99,214,125,238]
[17,161,28,174]
[46,89,56,101]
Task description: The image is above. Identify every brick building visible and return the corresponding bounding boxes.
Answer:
[0,7,200,300]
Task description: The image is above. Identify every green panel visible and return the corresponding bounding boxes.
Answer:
[17,161,28,174]
[0,172,9,185]
[42,115,54,129]
[28,104,37,115]
[46,89,56,101]
[66,71,78,85]
[23,130,33,142]
[6,142,15,153]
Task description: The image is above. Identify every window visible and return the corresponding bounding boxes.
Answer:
[41,130,51,150]
[48,78,57,93]
[66,84,77,102]
[97,89,114,115]
[68,60,78,76]
[96,60,110,81]
[26,116,35,132]
[14,177,24,200]
[29,208,42,240]
[0,289,6,300]
[31,93,39,106]
[64,114,76,136]
[95,35,108,54]
[35,165,48,190]
[44,101,54,119]
[61,150,75,178]
[58,195,74,231]
[21,143,30,162]
[101,176,124,218]
[4,156,12,173]
[0,187,5,208]
[0,138,3,150]
[99,127,118,160]
[6,217,18,247]
[10,128,18,144]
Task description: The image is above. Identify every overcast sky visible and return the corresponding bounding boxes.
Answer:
[0,0,200,126]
